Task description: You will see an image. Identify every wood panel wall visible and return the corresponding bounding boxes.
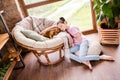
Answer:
[0,0,22,33]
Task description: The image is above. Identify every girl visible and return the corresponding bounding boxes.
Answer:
[58,17,114,70]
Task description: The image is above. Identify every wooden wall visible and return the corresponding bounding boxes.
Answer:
[0,0,23,33]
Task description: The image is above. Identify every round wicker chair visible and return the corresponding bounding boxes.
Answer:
[12,16,65,65]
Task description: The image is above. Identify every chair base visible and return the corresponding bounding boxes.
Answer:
[32,43,64,65]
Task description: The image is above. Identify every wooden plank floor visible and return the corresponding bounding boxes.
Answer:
[9,33,120,80]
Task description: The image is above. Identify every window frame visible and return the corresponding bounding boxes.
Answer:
[19,0,97,34]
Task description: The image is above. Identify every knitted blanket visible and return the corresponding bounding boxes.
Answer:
[54,32,73,62]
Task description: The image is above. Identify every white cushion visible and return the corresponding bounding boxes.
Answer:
[87,38,101,55]
[13,25,64,48]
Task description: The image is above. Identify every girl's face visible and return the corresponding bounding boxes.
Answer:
[57,22,67,31]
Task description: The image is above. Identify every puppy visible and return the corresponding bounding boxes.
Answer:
[8,47,20,61]
[43,27,61,39]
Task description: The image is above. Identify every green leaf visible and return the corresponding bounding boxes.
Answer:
[94,0,102,7]
[106,0,111,4]
[112,7,120,17]
[100,0,106,3]
[113,0,120,6]
[102,3,113,18]
[94,4,101,15]
[93,4,97,10]
[96,14,99,20]
[108,18,115,28]
[99,12,105,21]
[118,14,120,19]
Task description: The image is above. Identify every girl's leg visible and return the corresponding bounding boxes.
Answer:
[69,42,92,69]
[78,40,100,61]
[77,40,97,69]
[69,44,87,63]
[69,45,81,62]
[77,40,114,66]
[78,40,114,61]
[70,45,80,53]
[70,53,92,69]
[100,55,114,60]
[70,40,114,70]
[79,40,89,57]
[70,53,99,63]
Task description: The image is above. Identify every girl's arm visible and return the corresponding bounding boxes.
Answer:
[70,27,83,41]
[39,25,57,35]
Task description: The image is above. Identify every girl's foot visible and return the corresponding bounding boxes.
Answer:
[100,55,115,61]
[82,61,92,70]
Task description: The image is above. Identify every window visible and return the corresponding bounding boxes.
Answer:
[23,0,97,33]
[24,0,46,5]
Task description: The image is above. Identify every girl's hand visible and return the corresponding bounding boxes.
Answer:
[39,31,46,35]
[39,25,57,35]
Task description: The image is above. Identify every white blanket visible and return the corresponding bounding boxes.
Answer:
[54,32,73,62]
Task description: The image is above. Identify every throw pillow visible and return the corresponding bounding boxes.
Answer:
[87,42,101,55]
[21,30,49,41]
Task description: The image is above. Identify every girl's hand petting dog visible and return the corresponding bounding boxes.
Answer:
[39,31,46,35]
[42,27,61,39]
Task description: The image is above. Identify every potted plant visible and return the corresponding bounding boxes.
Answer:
[93,0,120,45]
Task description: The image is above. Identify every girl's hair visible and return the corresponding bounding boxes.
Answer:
[60,17,65,23]
[57,17,66,24]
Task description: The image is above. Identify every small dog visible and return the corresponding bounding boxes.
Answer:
[43,27,61,39]
[8,47,20,61]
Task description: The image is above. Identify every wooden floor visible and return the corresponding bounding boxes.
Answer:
[9,33,120,80]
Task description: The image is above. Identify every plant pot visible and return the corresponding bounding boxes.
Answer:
[98,28,120,45]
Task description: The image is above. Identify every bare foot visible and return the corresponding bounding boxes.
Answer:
[82,61,92,70]
[100,55,115,61]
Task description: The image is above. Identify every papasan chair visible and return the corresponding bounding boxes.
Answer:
[12,16,72,65]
